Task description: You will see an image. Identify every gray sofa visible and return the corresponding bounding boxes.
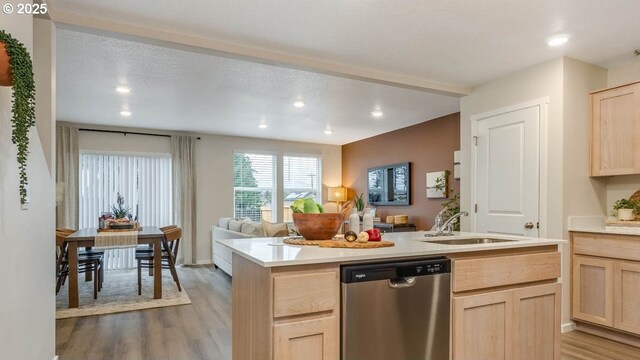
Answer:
[212,218,289,276]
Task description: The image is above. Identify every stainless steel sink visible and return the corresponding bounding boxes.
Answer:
[424,238,516,245]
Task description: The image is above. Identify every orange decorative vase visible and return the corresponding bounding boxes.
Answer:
[0,42,12,86]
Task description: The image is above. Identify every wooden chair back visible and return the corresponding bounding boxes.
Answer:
[160,225,178,232]
[163,227,182,259]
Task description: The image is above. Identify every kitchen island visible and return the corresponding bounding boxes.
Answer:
[219,231,565,360]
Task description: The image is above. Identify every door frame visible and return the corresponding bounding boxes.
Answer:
[470,97,549,237]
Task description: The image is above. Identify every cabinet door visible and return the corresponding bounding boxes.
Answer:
[273,316,338,360]
[452,289,513,360]
[590,83,640,176]
[572,255,614,326]
[512,283,561,360]
[614,261,640,334]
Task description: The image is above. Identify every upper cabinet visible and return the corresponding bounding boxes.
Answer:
[590,81,640,176]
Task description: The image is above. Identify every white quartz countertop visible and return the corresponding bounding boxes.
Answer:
[217,231,565,267]
[568,216,640,236]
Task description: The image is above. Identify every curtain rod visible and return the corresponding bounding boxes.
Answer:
[78,128,201,140]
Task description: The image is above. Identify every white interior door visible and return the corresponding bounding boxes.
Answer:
[473,102,541,237]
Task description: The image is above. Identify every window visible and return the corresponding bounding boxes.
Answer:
[233,152,276,222]
[283,155,322,222]
[79,152,173,269]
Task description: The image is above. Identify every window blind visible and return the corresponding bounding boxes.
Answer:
[233,152,276,222]
[79,153,173,269]
[283,155,321,221]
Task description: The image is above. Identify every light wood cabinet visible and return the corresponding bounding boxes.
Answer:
[273,316,338,360]
[590,81,640,176]
[572,255,614,326]
[452,283,561,360]
[614,261,640,334]
[571,232,640,342]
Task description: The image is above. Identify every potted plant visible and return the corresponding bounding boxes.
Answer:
[0,30,36,205]
[612,198,638,221]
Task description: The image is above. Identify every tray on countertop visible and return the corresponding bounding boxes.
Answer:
[283,237,394,248]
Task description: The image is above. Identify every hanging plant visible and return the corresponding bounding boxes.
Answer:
[0,30,36,205]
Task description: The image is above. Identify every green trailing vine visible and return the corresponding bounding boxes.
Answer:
[0,30,36,205]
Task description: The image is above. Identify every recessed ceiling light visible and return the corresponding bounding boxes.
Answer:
[120,110,132,117]
[324,128,333,135]
[259,123,268,129]
[371,110,384,118]
[293,100,305,108]
[547,35,570,47]
[115,86,130,94]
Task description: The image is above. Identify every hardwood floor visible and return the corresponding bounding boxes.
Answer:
[56,266,640,360]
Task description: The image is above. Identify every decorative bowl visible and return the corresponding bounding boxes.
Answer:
[292,213,344,240]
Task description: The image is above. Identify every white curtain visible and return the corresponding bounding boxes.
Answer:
[56,125,79,229]
[172,136,197,265]
[79,153,173,269]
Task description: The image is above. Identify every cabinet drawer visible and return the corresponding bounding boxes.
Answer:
[572,232,640,261]
[273,270,338,318]
[453,252,561,292]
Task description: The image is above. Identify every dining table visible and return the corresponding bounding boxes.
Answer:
[65,226,165,308]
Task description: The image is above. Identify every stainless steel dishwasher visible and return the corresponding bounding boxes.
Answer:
[341,257,451,360]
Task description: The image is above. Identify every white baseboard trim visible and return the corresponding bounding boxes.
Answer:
[562,321,576,333]
[196,259,213,265]
[54,356,59,360]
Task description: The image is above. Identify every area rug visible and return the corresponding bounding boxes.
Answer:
[56,269,191,319]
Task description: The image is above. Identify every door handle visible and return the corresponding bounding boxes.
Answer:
[524,222,534,230]
[388,277,417,289]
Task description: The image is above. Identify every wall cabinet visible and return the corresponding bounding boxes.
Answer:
[571,232,640,341]
[590,81,640,176]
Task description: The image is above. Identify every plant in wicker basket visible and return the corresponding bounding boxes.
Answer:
[0,30,36,205]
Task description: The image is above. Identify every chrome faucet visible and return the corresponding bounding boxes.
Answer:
[427,211,469,237]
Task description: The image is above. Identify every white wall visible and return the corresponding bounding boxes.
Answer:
[460,58,565,238]
[459,57,611,330]
[0,9,56,360]
[73,126,342,264]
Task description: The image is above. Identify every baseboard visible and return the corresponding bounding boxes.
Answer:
[562,321,576,333]
[196,259,213,265]
[54,356,59,360]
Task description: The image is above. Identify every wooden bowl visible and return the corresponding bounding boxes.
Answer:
[292,213,344,240]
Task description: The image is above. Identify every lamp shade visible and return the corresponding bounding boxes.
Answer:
[328,187,347,202]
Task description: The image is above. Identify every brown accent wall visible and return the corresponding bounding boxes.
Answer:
[342,113,460,231]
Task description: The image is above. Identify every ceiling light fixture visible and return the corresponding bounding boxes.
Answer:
[115,86,131,94]
[120,110,132,117]
[259,123,268,129]
[371,110,384,118]
[293,100,305,108]
[547,35,570,47]
[324,128,333,135]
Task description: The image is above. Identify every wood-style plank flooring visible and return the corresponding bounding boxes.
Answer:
[56,266,640,360]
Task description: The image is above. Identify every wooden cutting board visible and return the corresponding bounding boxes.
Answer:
[283,237,394,248]
[605,219,640,227]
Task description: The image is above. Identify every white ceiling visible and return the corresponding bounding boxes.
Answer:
[56,28,460,145]
[52,0,640,144]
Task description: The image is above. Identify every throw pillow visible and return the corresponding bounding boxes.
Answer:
[228,219,243,232]
[218,217,231,229]
[241,222,264,237]
[261,220,288,237]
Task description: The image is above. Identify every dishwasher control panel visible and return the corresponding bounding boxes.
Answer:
[341,257,451,283]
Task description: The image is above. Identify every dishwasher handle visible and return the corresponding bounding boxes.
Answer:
[388,276,417,289]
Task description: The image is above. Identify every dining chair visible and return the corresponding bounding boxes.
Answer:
[136,227,182,295]
[56,230,105,299]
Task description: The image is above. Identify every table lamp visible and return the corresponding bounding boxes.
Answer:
[328,187,347,212]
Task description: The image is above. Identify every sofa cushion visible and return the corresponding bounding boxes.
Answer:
[241,221,264,237]
[228,219,243,232]
[262,220,289,237]
[218,217,231,229]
